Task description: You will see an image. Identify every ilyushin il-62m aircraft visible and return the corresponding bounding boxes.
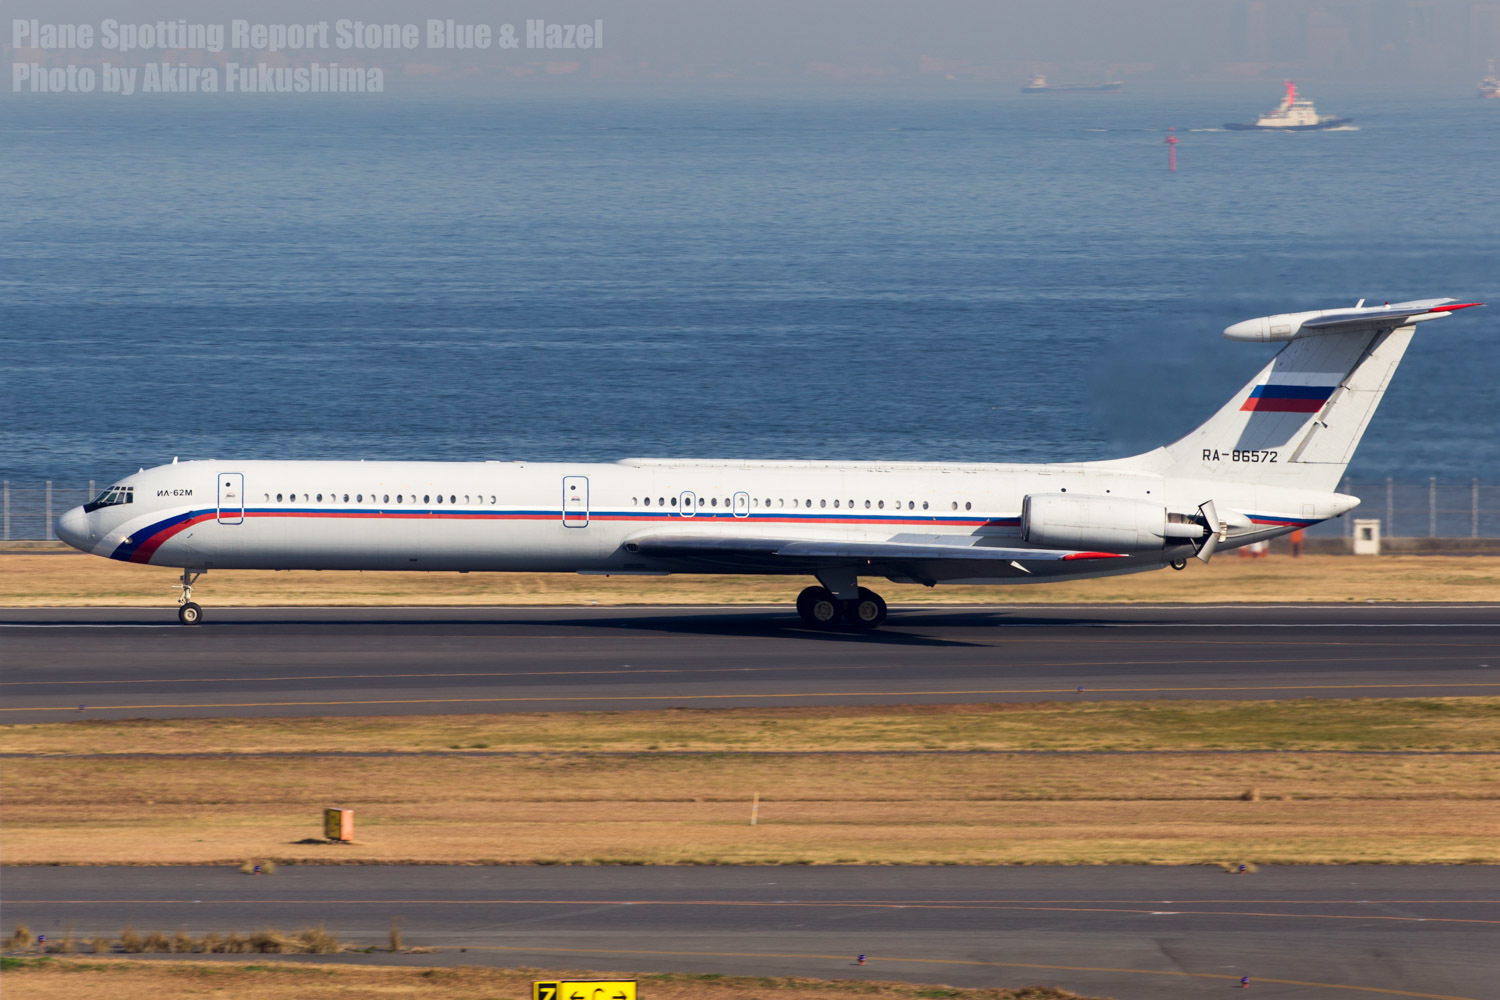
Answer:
[57,297,1482,628]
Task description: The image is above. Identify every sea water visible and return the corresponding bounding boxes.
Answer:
[2,94,1496,487]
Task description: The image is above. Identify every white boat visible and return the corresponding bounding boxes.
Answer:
[1480,60,1498,99]
[1225,81,1350,131]
[1020,73,1122,94]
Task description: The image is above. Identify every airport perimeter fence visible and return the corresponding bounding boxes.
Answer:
[4,478,1500,543]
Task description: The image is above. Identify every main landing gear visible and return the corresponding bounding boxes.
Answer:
[176,568,205,626]
[795,584,888,631]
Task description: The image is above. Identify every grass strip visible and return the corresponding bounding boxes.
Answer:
[5,698,1499,756]
[4,750,1497,865]
[6,552,1500,606]
[6,701,1497,866]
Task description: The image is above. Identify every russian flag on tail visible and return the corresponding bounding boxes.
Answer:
[1240,384,1336,413]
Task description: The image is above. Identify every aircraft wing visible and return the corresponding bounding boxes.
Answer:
[631,533,1125,573]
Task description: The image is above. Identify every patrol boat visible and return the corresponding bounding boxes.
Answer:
[1225,81,1350,131]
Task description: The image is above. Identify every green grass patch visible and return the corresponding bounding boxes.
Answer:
[1,956,115,972]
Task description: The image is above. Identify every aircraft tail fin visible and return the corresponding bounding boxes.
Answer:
[1152,299,1480,492]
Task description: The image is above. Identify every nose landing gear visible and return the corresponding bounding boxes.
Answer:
[176,568,205,625]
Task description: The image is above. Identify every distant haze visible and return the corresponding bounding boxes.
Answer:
[6,0,1499,96]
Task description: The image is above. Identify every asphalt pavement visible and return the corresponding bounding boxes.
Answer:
[1,604,1497,722]
[5,864,1495,1000]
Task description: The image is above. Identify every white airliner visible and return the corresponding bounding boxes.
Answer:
[56,298,1482,627]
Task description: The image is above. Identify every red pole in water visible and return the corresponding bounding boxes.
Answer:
[1165,127,1178,171]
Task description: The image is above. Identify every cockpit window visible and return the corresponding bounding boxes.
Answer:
[83,486,134,513]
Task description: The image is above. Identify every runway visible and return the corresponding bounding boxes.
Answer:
[5,865,1495,1000]
[2,605,1498,722]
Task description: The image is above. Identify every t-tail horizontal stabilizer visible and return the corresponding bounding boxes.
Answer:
[1224,298,1483,343]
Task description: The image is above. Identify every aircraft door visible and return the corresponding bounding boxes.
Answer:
[217,472,244,524]
[679,491,696,517]
[732,492,750,518]
[562,476,589,527]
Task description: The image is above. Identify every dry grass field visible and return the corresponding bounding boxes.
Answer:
[0,957,1098,1000]
[5,751,1496,866]
[6,699,1498,755]
[4,701,1497,867]
[5,551,1500,606]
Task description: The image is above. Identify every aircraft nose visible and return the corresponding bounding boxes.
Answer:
[55,506,91,551]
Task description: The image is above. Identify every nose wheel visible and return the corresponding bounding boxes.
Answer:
[176,568,205,625]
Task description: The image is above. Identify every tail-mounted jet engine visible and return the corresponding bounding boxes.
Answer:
[1021,493,1206,553]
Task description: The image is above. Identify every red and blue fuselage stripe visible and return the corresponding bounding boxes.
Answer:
[110,508,1023,563]
[1247,515,1320,527]
[111,506,1325,564]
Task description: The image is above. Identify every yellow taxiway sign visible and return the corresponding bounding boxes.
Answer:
[534,981,637,1000]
